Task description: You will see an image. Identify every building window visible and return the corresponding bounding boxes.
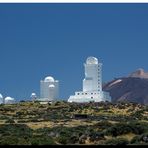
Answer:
[85,93,87,95]
[82,93,84,95]
[77,93,79,95]
[91,97,93,99]
[91,93,93,95]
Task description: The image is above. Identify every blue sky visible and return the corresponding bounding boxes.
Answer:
[0,3,148,101]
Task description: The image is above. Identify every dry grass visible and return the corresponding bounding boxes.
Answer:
[118,133,136,141]
[26,121,55,129]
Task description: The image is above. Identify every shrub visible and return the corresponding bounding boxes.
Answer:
[30,136,55,145]
[5,118,15,124]
[130,135,141,144]
[94,121,112,130]
[0,136,21,145]
[140,132,148,143]
[104,123,131,137]
[57,136,68,144]
[79,134,87,144]
[105,122,148,137]
[17,120,27,123]
[130,122,148,134]
[0,116,10,120]
[16,111,26,116]
[89,132,105,142]
[54,101,61,106]
[131,110,143,119]
[69,135,79,144]
[130,132,148,144]
[105,138,129,145]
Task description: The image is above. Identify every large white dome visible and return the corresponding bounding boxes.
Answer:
[86,56,98,64]
[44,76,54,82]
[5,96,14,101]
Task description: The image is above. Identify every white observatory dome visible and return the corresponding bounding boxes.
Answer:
[86,56,98,64]
[5,96,14,101]
[31,92,36,95]
[31,93,37,97]
[5,96,15,104]
[49,84,55,88]
[44,76,54,82]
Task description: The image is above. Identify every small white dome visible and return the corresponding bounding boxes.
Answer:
[5,96,14,101]
[31,93,37,97]
[86,56,98,64]
[0,94,3,99]
[44,76,54,82]
[49,84,55,88]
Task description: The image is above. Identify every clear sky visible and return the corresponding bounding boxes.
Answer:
[0,3,148,101]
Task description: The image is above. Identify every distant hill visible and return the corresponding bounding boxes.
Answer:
[103,68,148,104]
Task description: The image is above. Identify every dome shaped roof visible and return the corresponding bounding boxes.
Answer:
[31,93,37,97]
[0,94,3,99]
[49,84,55,88]
[5,96,14,101]
[86,56,98,64]
[44,76,54,82]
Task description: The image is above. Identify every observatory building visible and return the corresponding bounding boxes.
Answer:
[31,92,37,101]
[4,96,15,104]
[68,56,111,103]
[39,76,59,102]
[0,94,4,104]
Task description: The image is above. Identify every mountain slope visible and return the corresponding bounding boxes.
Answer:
[103,69,148,104]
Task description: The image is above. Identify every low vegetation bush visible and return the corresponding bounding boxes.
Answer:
[69,135,79,144]
[94,121,112,130]
[5,118,15,124]
[130,135,141,144]
[105,122,148,137]
[0,124,33,137]
[17,120,28,123]
[89,132,105,142]
[130,110,144,119]
[130,132,148,144]
[0,115,10,120]
[30,135,55,145]
[104,138,129,145]
[57,136,68,144]
[0,124,34,145]
[54,101,61,106]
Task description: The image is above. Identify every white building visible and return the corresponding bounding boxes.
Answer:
[31,92,37,101]
[0,94,4,104]
[5,96,15,104]
[68,56,111,103]
[39,76,59,102]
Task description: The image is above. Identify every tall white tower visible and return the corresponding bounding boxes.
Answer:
[40,76,59,102]
[68,56,111,103]
[83,57,102,92]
